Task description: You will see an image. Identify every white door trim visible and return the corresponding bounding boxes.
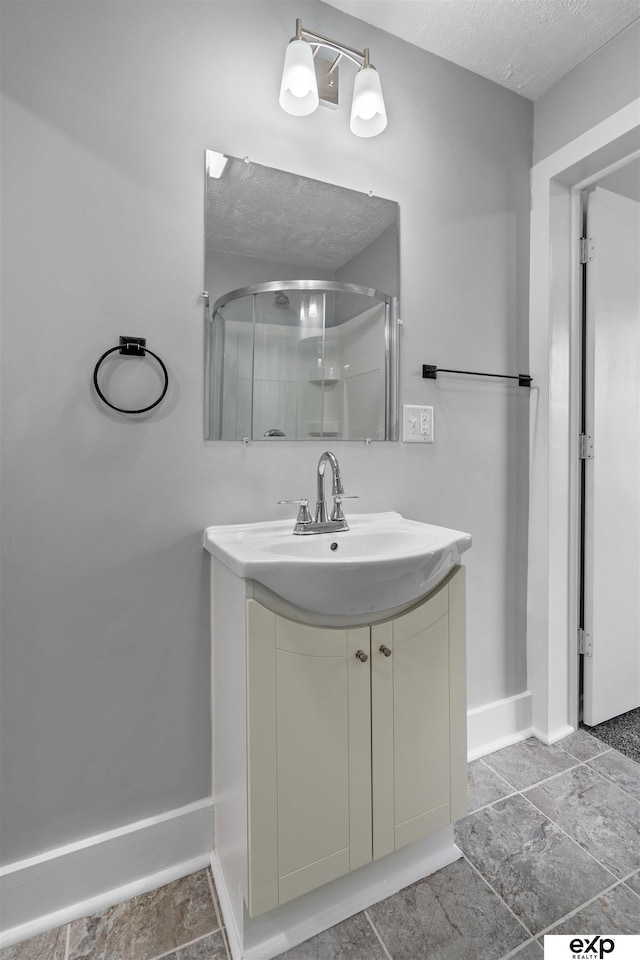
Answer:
[527,99,640,740]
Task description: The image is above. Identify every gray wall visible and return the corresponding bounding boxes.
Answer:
[597,158,640,202]
[534,20,640,163]
[336,224,399,298]
[0,0,532,864]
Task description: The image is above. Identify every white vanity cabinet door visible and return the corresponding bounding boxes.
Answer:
[371,566,467,859]
[247,600,372,917]
[245,566,466,916]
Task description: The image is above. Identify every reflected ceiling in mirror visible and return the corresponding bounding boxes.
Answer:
[204,151,400,441]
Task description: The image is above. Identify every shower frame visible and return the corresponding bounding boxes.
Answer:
[205,279,399,442]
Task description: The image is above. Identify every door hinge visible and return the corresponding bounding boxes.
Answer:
[579,434,594,459]
[578,628,593,657]
[580,236,595,263]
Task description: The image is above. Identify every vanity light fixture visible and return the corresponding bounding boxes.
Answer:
[279,18,387,138]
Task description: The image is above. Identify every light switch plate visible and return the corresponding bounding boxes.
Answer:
[402,405,434,443]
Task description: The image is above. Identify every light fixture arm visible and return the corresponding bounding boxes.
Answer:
[294,18,374,71]
[327,52,343,76]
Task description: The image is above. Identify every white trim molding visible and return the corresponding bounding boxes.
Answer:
[467,692,533,760]
[531,724,575,747]
[213,828,460,960]
[527,99,640,740]
[0,798,214,949]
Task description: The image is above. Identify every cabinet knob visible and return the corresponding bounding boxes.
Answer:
[379,645,392,657]
[355,650,368,662]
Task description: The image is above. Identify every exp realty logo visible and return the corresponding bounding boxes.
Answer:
[545,934,639,958]
[567,936,615,958]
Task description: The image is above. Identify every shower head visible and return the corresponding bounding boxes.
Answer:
[274,291,290,307]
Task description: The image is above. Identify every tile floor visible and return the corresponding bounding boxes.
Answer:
[3,730,639,960]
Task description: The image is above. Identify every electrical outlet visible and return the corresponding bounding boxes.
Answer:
[420,406,434,442]
[402,405,434,443]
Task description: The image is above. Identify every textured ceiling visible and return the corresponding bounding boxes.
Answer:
[207,156,398,269]
[323,0,640,99]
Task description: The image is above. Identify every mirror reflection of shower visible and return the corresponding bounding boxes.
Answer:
[205,280,398,442]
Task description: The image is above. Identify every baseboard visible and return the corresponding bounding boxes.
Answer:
[213,828,460,960]
[531,724,575,745]
[0,798,214,948]
[467,691,533,760]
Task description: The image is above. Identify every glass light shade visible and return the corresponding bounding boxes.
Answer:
[205,150,229,179]
[279,39,319,117]
[350,65,387,138]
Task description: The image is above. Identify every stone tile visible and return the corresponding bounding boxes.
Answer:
[557,728,610,763]
[467,759,515,812]
[0,926,66,960]
[509,941,544,959]
[161,929,229,960]
[624,870,640,897]
[68,870,217,960]
[544,882,640,935]
[481,737,576,790]
[366,857,528,960]
[524,765,640,878]
[274,911,387,960]
[588,749,640,802]
[455,794,614,935]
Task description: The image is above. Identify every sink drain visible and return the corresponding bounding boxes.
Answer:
[330,542,339,551]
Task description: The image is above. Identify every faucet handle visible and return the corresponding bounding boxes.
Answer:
[278,498,312,525]
[331,495,358,522]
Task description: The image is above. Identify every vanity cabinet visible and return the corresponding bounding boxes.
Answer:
[245,566,467,918]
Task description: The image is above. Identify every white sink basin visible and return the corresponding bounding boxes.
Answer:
[203,511,471,616]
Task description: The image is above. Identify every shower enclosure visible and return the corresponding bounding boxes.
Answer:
[205,280,398,441]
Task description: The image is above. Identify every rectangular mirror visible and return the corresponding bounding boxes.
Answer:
[204,151,399,441]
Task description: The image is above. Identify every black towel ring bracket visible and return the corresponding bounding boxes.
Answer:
[93,337,169,414]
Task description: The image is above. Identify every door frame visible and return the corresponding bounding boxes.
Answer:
[527,99,640,742]
[581,181,640,726]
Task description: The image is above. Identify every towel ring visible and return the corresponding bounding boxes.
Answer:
[93,337,169,414]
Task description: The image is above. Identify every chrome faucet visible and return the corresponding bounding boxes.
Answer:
[278,450,357,535]
[315,451,344,523]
